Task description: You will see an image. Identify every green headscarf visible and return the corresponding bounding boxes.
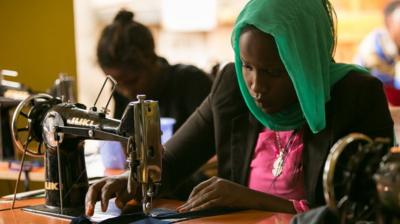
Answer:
[232,0,368,134]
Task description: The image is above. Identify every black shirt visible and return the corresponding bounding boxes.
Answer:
[113,58,212,132]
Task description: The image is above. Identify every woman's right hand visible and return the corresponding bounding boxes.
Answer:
[85,172,135,216]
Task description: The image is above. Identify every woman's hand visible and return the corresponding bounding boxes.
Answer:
[85,172,135,216]
[176,176,250,212]
[176,176,296,213]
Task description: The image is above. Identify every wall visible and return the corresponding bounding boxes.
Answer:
[153,0,393,67]
[73,0,114,108]
[333,0,391,62]
[0,0,76,93]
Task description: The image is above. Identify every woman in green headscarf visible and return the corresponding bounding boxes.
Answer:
[85,0,393,216]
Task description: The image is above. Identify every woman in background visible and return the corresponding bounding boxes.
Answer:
[354,0,400,106]
[97,9,213,200]
[97,10,212,131]
[86,0,393,215]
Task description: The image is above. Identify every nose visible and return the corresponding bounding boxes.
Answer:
[250,71,267,96]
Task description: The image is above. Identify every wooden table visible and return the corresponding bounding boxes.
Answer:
[0,198,294,224]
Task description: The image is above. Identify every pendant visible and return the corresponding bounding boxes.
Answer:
[272,151,284,177]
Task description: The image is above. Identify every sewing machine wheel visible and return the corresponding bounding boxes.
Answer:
[11,94,54,157]
[323,133,390,222]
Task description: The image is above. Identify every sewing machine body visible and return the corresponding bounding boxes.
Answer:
[11,92,162,216]
[42,101,122,211]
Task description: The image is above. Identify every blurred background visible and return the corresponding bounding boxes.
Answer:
[0,0,391,107]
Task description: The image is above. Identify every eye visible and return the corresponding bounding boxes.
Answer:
[242,63,253,71]
[263,68,286,78]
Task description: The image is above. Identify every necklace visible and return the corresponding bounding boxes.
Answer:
[272,130,298,177]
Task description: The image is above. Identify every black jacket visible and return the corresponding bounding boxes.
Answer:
[163,63,393,208]
[113,58,212,132]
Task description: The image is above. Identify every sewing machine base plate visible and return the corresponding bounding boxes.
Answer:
[22,204,85,219]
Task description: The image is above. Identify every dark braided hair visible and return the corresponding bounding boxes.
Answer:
[97,10,156,70]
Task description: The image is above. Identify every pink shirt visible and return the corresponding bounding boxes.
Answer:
[247,128,309,212]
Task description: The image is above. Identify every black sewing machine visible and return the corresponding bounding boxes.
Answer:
[10,76,162,218]
[323,133,400,224]
[0,71,74,161]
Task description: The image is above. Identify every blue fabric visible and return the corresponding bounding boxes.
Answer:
[133,218,169,224]
[70,207,240,224]
[70,216,92,224]
[290,206,338,224]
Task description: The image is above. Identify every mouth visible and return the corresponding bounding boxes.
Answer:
[254,99,279,114]
[255,99,268,109]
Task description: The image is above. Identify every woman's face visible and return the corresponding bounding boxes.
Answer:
[102,66,155,100]
[239,28,298,114]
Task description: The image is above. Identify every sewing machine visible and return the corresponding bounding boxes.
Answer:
[10,76,162,217]
[47,73,76,103]
[323,133,400,223]
[0,71,74,161]
[0,69,30,160]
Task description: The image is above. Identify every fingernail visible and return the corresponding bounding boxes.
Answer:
[178,208,186,213]
[86,205,93,216]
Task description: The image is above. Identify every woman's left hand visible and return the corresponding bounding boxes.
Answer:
[176,176,249,212]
